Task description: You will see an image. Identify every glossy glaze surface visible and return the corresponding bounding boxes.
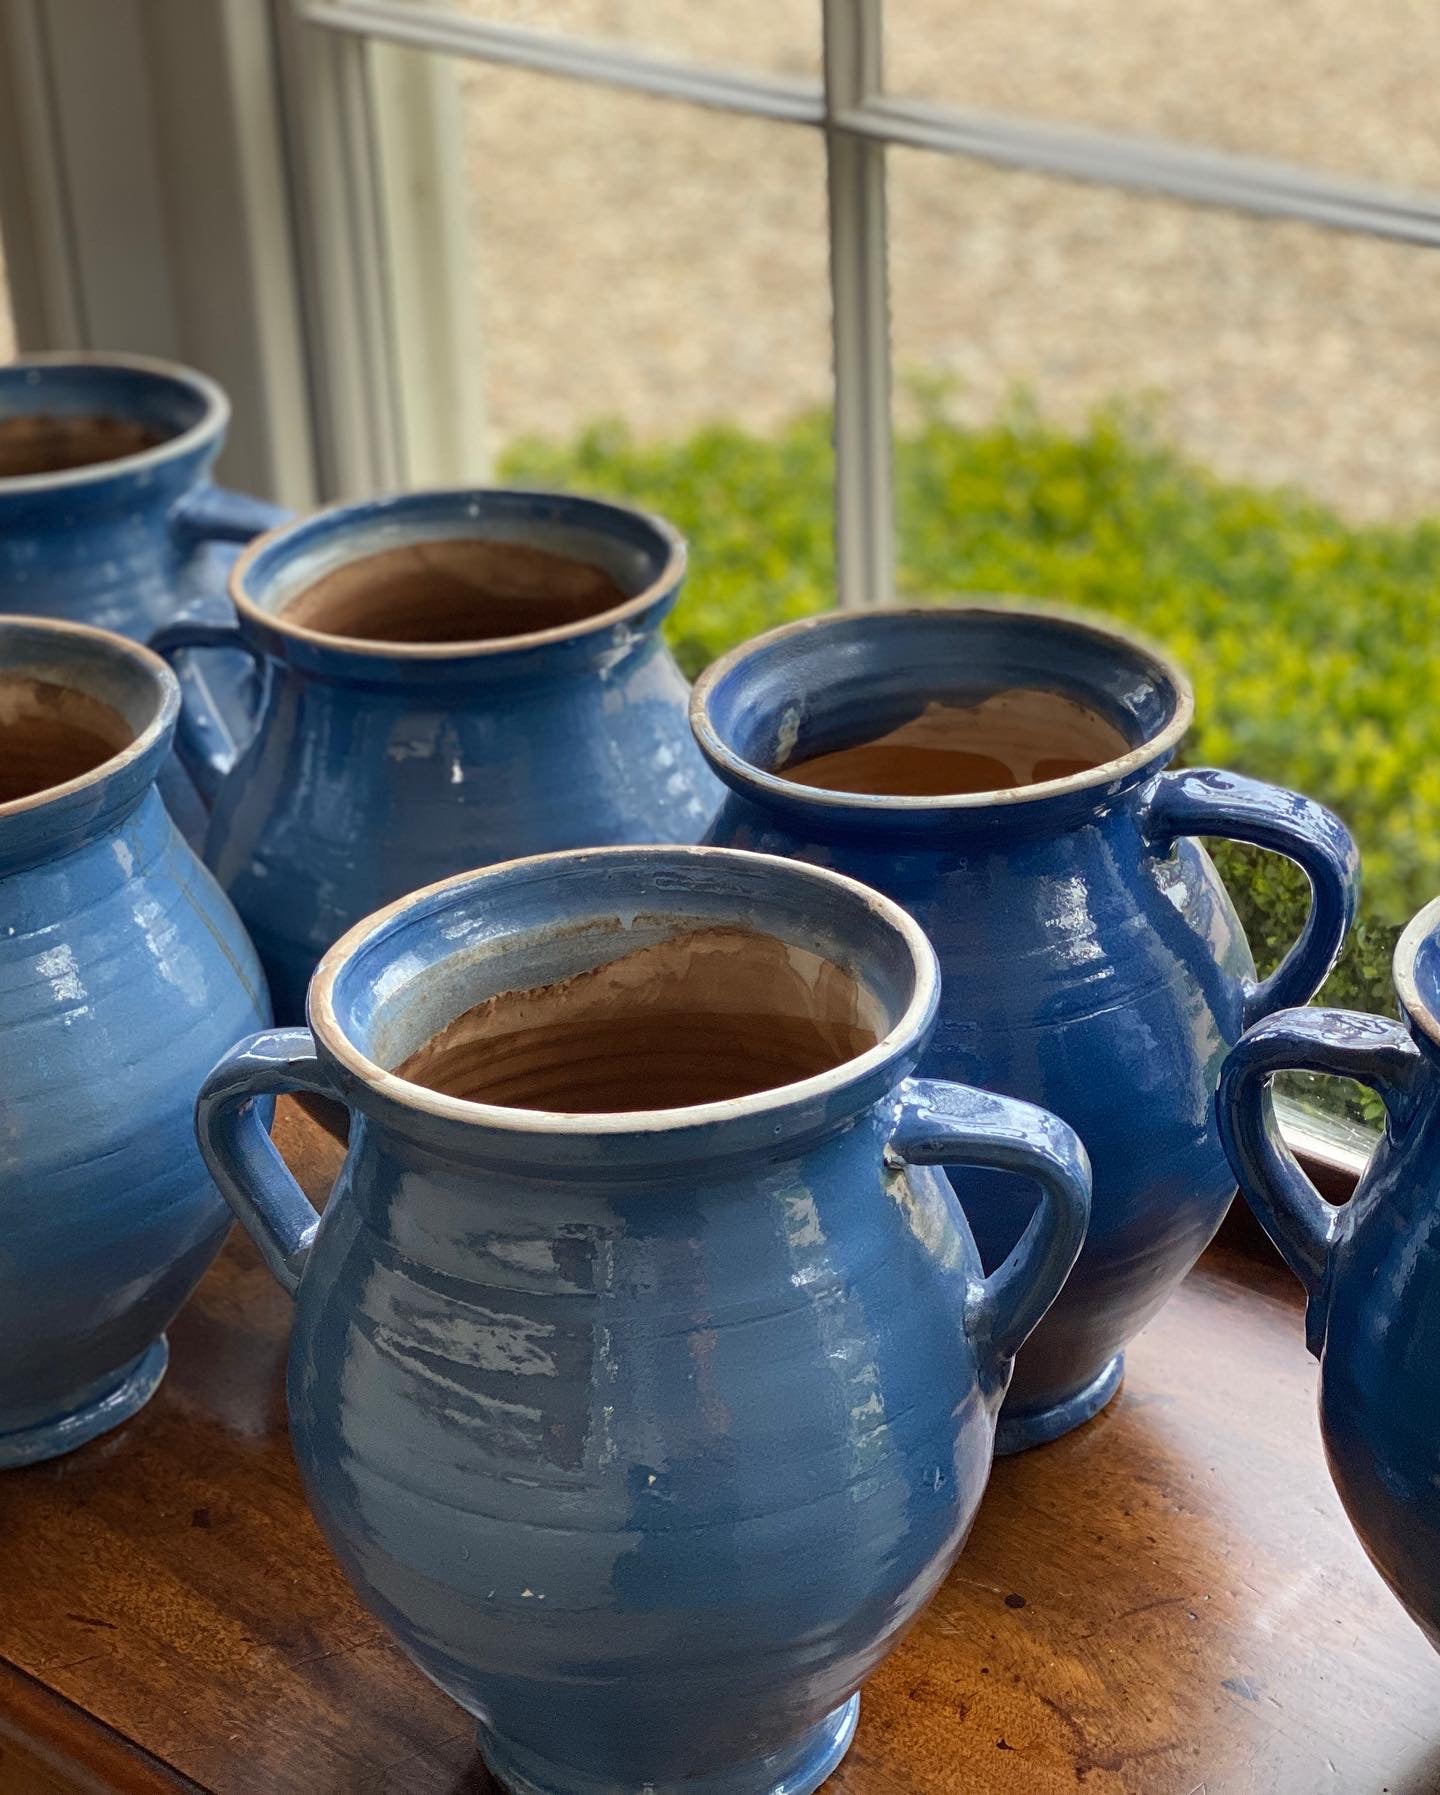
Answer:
[693,606,1359,1450]
[159,491,721,1020]
[1218,898,1440,1653]
[0,619,271,1467]
[194,847,1089,1795]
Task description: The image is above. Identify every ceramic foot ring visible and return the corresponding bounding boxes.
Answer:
[994,1353,1124,1456]
[0,1338,169,1471]
[478,1696,861,1795]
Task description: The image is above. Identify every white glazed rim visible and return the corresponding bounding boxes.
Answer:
[1392,895,1440,1052]
[0,615,180,819]
[0,352,229,495]
[227,489,689,660]
[308,845,939,1135]
[690,599,1197,812]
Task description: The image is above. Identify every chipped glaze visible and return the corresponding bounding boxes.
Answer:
[0,618,270,1468]
[0,355,284,840]
[155,491,722,1021]
[1218,896,1440,1654]
[692,605,1359,1451]
[193,846,1090,1795]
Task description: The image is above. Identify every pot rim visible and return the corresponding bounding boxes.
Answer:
[689,599,1196,814]
[308,844,939,1136]
[0,352,229,496]
[228,488,689,661]
[0,615,179,821]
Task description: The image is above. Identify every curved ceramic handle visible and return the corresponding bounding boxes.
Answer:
[195,1027,342,1297]
[149,618,262,806]
[1139,768,1358,1025]
[170,483,288,547]
[888,1079,1091,1382]
[1216,1006,1423,1354]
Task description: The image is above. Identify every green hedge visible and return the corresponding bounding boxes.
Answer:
[502,397,1440,1041]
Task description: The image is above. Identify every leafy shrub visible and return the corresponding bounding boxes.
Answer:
[502,396,1440,1045]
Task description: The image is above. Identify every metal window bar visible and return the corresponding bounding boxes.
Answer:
[297,0,1440,610]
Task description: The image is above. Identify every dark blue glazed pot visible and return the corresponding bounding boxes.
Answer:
[0,617,270,1468]
[0,355,284,837]
[155,490,722,1021]
[1218,897,1440,1654]
[195,845,1090,1795]
[692,605,1359,1452]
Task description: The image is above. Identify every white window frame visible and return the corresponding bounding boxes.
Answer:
[0,0,318,504]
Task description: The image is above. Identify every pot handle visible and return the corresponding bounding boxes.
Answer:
[1216,1006,1423,1354]
[195,1027,342,1298]
[888,1079,1091,1383]
[149,618,262,807]
[170,483,288,548]
[1138,768,1358,1026]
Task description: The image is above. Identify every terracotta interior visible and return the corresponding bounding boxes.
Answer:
[780,689,1134,797]
[280,538,631,646]
[0,676,134,805]
[0,413,166,479]
[395,926,881,1112]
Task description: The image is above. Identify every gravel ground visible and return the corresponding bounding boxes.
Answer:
[457,0,1440,519]
[4,6,1435,519]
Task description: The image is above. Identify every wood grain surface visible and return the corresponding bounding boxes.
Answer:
[1,1101,1435,1794]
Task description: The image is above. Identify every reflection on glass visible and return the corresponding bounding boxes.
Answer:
[884,0,1440,193]
[889,152,1439,1130]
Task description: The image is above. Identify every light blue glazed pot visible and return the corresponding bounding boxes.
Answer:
[0,617,270,1468]
[1218,897,1440,1654]
[0,354,285,839]
[194,845,1090,1795]
[692,605,1359,1452]
[155,490,722,1021]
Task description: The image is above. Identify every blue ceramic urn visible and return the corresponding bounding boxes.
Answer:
[0,617,271,1467]
[195,845,1090,1795]
[0,354,285,838]
[1218,897,1440,1654]
[155,489,722,1021]
[691,605,1359,1451]
[0,353,281,637]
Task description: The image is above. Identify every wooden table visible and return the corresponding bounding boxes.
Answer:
[2,1103,1435,1794]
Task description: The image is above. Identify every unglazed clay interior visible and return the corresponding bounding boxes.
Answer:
[780,689,1134,797]
[0,676,134,804]
[395,926,881,1112]
[280,538,631,645]
[0,413,167,479]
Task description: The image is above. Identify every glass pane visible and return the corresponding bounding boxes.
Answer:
[890,152,1440,1136]
[435,54,835,671]
[884,0,1440,193]
[434,1,819,81]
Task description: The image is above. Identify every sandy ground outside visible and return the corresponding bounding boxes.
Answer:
[3,4,1436,519]
[454,0,1440,519]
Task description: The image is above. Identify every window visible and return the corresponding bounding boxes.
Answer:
[6,0,1435,1155]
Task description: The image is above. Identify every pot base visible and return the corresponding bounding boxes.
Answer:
[477,1693,861,1795]
[0,1337,169,1469]
[994,1352,1124,1456]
